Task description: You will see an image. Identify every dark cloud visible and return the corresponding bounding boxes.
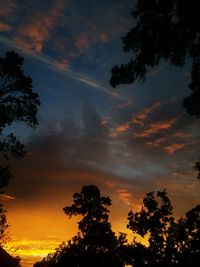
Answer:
[6,100,111,202]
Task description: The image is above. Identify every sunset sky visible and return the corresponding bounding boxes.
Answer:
[1,0,200,266]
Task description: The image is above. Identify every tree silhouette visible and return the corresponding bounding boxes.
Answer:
[0,205,9,247]
[35,185,126,267]
[127,190,200,266]
[110,0,200,179]
[33,187,200,267]
[0,50,40,246]
[110,0,200,117]
[0,50,40,189]
[62,185,125,267]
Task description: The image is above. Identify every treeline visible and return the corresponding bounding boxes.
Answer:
[34,185,200,267]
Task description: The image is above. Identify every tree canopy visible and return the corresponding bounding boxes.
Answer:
[34,185,200,267]
[0,204,9,247]
[35,185,126,267]
[0,50,40,247]
[110,0,200,117]
[0,50,40,190]
[127,190,200,266]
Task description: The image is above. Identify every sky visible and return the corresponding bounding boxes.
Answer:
[0,0,200,266]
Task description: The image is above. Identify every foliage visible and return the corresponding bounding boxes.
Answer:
[127,190,200,266]
[194,159,200,179]
[35,185,127,267]
[0,204,9,246]
[34,186,200,267]
[0,50,40,247]
[0,50,40,189]
[110,0,200,117]
[110,0,200,179]
[34,187,200,266]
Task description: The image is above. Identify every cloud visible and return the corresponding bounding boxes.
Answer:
[135,117,179,138]
[116,189,133,206]
[74,33,91,51]
[0,22,12,32]
[112,102,162,138]
[164,143,186,155]
[6,101,112,202]
[0,35,126,100]
[0,193,15,201]
[111,122,130,138]
[116,100,132,110]
[15,0,66,53]
[0,0,17,18]
[0,0,17,32]
[132,102,162,126]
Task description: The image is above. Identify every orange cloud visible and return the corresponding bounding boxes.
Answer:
[146,137,167,148]
[111,122,130,138]
[173,131,191,138]
[0,22,11,32]
[164,143,186,155]
[0,193,15,201]
[132,102,161,126]
[116,189,133,205]
[15,0,66,53]
[135,117,179,138]
[112,102,162,138]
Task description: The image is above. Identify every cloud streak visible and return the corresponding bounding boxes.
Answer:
[0,36,126,100]
[112,102,163,137]
[135,117,179,138]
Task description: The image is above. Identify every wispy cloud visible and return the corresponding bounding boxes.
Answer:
[116,189,133,205]
[147,138,186,155]
[0,36,126,100]
[135,117,179,138]
[112,123,130,138]
[0,0,17,32]
[0,0,17,18]
[146,137,167,148]
[0,22,11,32]
[164,143,186,155]
[0,193,15,201]
[132,102,162,126]
[15,0,66,52]
[112,102,162,138]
